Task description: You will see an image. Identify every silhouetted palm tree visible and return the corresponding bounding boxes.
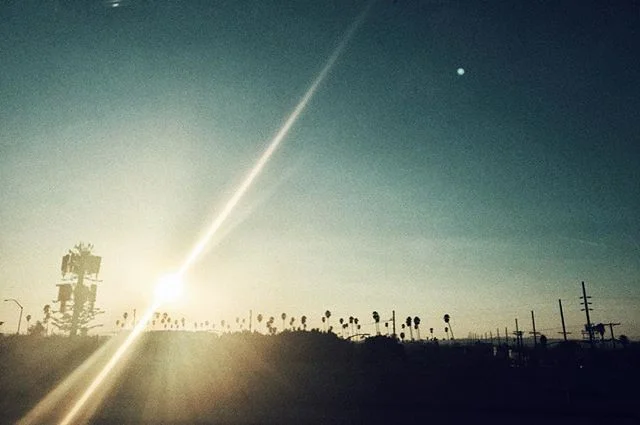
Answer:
[443,314,454,339]
[301,315,307,330]
[289,317,295,330]
[406,317,413,340]
[445,326,450,340]
[413,316,421,340]
[372,311,380,335]
[324,310,332,330]
[281,313,287,331]
[429,327,434,340]
[400,332,405,341]
[267,316,275,334]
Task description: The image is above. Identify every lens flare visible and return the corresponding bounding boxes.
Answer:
[19,2,374,424]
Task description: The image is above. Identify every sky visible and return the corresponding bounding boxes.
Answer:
[1,0,639,340]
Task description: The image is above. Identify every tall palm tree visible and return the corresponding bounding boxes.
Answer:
[301,315,307,330]
[257,313,263,333]
[372,311,380,335]
[443,314,454,339]
[281,313,287,331]
[406,317,413,340]
[289,317,295,330]
[324,310,332,330]
[413,316,421,340]
[445,326,450,340]
[429,327,434,340]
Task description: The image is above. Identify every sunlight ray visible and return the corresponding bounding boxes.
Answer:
[18,3,373,424]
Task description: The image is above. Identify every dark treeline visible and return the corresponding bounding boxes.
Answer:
[1,331,638,424]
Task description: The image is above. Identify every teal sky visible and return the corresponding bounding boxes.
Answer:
[1,0,638,339]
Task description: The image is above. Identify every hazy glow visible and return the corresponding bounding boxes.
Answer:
[20,3,374,424]
[153,273,184,304]
[457,67,465,75]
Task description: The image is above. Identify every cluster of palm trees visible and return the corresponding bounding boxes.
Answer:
[113,308,455,342]
[255,313,309,335]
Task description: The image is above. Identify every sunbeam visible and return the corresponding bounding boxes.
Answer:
[18,2,374,424]
[177,1,373,276]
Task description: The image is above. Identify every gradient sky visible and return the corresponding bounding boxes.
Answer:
[1,0,639,339]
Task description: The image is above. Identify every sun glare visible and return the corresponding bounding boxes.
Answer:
[153,273,185,305]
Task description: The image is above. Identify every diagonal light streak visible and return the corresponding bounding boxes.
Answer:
[19,3,374,425]
[57,305,158,425]
[178,1,372,276]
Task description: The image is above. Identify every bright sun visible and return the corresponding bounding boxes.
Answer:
[153,273,185,305]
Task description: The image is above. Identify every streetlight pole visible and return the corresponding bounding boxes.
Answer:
[4,298,24,335]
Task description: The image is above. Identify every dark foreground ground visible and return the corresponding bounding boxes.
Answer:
[1,331,638,424]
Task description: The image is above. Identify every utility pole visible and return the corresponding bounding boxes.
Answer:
[529,310,538,348]
[605,322,621,348]
[558,299,569,341]
[505,327,509,345]
[392,310,396,339]
[514,319,523,364]
[579,281,594,348]
[496,328,501,345]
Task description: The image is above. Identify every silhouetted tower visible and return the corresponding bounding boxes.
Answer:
[59,243,102,337]
[579,281,594,348]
